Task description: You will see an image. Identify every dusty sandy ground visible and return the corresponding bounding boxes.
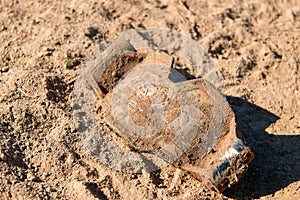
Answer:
[0,0,300,199]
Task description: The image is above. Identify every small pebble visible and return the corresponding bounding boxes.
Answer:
[27,173,38,182]
[0,152,6,161]
[1,67,9,72]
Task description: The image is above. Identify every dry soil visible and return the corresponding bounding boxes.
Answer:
[0,0,299,199]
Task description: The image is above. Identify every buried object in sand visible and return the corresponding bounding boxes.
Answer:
[72,28,254,192]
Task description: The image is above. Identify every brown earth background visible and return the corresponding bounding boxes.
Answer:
[0,0,300,199]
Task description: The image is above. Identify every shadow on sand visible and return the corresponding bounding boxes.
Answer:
[224,96,300,199]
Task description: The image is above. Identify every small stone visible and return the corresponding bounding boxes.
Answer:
[33,18,40,24]
[46,186,56,192]
[27,172,39,182]
[0,147,6,161]
[130,174,138,179]
[84,42,91,49]
[0,152,6,161]
[66,153,75,165]
[0,25,7,31]
[41,172,51,180]
[1,66,9,72]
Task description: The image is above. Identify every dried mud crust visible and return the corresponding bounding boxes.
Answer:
[97,52,147,94]
[128,84,182,126]
[94,48,253,192]
[95,50,211,151]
